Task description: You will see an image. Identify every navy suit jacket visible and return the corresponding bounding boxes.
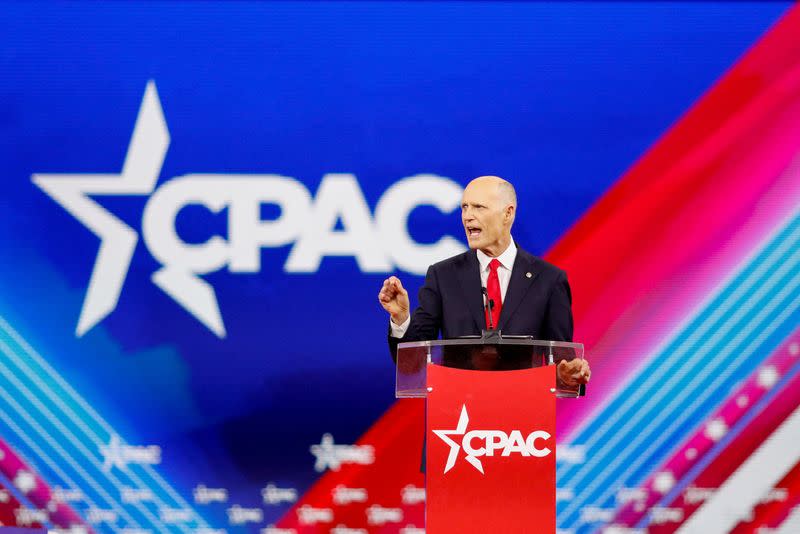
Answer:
[389,246,573,360]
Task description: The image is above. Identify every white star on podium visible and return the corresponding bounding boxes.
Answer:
[433,404,483,474]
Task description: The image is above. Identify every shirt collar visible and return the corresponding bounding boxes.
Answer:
[477,239,517,272]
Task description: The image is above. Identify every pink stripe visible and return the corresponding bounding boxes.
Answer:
[0,438,92,531]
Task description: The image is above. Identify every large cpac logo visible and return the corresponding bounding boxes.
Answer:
[433,405,552,474]
[33,81,465,338]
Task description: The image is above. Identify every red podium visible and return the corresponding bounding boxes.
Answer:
[396,334,584,533]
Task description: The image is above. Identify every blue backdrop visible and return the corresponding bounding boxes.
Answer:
[0,2,791,532]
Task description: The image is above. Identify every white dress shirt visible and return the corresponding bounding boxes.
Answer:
[390,240,518,337]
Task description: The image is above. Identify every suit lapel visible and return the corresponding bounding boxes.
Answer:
[498,249,540,330]
[456,251,486,332]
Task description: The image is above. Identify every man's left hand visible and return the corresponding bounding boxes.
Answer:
[557,358,591,386]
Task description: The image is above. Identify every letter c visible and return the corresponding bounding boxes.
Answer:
[526,431,552,457]
[463,431,486,456]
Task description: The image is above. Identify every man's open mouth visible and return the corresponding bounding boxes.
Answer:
[467,227,482,237]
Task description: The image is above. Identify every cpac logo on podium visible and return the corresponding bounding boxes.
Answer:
[433,404,552,474]
[33,81,465,338]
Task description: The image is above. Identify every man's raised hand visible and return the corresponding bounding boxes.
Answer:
[378,276,410,325]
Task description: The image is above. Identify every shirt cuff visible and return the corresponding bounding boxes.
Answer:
[389,315,411,338]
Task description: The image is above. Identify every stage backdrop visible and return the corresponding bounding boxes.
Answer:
[2,2,800,533]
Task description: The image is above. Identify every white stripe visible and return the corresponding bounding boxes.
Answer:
[0,317,206,528]
[677,405,800,533]
[0,371,138,528]
[0,407,103,517]
[0,342,170,533]
[0,333,178,510]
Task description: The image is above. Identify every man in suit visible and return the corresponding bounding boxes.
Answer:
[378,175,590,385]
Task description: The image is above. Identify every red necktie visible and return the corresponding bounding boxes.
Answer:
[485,258,502,329]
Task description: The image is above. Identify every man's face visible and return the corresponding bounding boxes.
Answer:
[461,179,511,254]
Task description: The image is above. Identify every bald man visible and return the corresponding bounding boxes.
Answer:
[379,176,590,386]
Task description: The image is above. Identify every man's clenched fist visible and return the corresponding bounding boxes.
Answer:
[557,358,591,387]
[378,276,410,326]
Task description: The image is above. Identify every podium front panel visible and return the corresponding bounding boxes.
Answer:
[426,364,557,533]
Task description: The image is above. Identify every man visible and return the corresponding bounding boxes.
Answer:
[378,175,590,385]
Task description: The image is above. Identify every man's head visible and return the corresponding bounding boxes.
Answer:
[461,175,517,257]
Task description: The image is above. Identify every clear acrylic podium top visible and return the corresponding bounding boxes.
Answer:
[395,335,585,399]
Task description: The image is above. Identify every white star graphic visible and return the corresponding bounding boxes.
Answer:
[32,81,228,337]
[13,470,36,494]
[100,434,126,472]
[757,365,779,389]
[32,81,170,337]
[310,433,340,472]
[705,418,728,442]
[432,404,483,474]
[653,471,676,494]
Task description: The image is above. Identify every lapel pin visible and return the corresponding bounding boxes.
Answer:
[526,272,532,278]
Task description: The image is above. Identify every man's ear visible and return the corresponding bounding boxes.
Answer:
[505,204,516,224]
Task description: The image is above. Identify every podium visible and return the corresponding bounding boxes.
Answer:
[395,334,584,533]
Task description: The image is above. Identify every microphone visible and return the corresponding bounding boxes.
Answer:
[482,287,495,330]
